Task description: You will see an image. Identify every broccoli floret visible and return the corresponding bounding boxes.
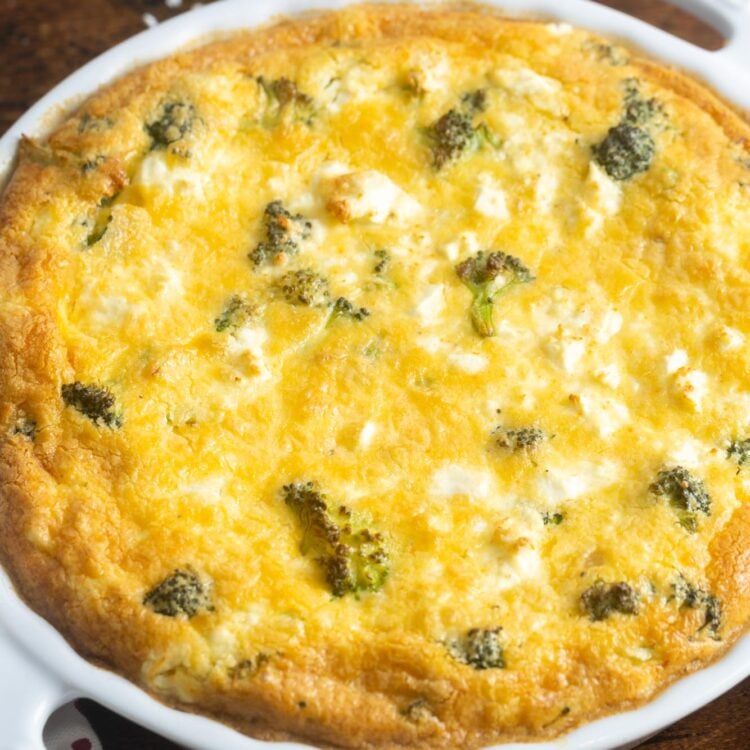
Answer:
[593,123,654,180]
[448,627,505,670]
[327,297,370,326]
[373,248,391,275]
[402,698,431,722]
[143,568,213,618]
[671,575,723,639]
[727,437,750,469]
[455,250,535,337]
[460,89,488,115]
[145,101,195,149]
[11,411,37,440]
[277,269,331,307]
[61,382,122,428]
[249,201,312,266]
[229,653,270,679]
[257,76,315,126]
[650,466,711,533]
[427,109,478,169]
[580,580,639,621]
[282,481,389,597]
[623,80,662,127]
[215,294,254,332]
[493,426,545,452]
[426,90,500,169]
[542,511,564,526]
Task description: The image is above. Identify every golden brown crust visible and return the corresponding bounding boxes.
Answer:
[1,4,749,749]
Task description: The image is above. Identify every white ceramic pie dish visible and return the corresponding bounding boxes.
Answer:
[0,1,749,749]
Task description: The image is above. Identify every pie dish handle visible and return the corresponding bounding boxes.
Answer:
[666,0,750,67]
[0,623,74,750]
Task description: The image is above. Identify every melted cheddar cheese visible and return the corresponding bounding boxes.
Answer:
[1,5,749,748]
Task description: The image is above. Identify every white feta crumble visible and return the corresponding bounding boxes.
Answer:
[226,325,272,382]
[414,284,445,325]
[447,351,488,374]
[492,66,566,115]
[546,22,573,35]
[578,390,630,437]
[594,364,622,389]
[474,175,509,221]
[596,309,623,343]
[135,153,208,199]
[321,169,421,224]
[544,328,586,373]
[358,421,378,449]
[431,464,492,499]
[443,231,480,263]
[673,368,709,412]
[718,326,744,352]
[666,349,689,374]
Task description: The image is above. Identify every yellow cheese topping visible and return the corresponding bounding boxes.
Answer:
[3,5,750,746]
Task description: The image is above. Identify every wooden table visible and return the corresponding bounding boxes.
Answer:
[0,0,747,748]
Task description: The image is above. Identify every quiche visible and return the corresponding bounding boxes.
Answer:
[1,3,749,748]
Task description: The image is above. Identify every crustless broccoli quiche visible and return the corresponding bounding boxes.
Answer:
[1,3,749,748]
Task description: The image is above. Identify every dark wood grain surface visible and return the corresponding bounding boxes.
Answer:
[1,1,747,748]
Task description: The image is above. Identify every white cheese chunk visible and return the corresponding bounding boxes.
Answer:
[443,231,480,263]
[536,460,618,505]
[447,351,488,374]
[135,153,208,199]
[431,464,492,499]
[226,325,271,382]
[666,349,689,374]
[596,309,623,343]
[492,66,566,115]
[578,390,630,437]
[718,326,744,352]
[581,162,622,236]
[358,421,378,449]
[414,284,445,325]
[594,364,622,389]
[320,169,421,224]
[544,328,586,373]
[673,368,709,412]
[474,175,509,221]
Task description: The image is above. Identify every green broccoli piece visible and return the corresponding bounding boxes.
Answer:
[215,294,254,332]
[11,411,37,440]
[249,201,312,266]
[277,269,331,307]
[727,437,750,469]
[671,575,723,639]
[61,382,122,428]
[426,90,500,169]
[493,426,545,452]
[580,580,639,621]
[145,101,196,149]
[143,568,213,618]
[282,481,389,597]
[542,511,564,526]
[257,76,315,126]
[460,89,488,115]
[650,466,711,533]
[622,79,662,127]
[428,109,477,169]
[229,653,270,679]
[593,123,654,180]
[455,250,535,337]
[373,248,391,275]
[327,297,370,327]
[447,627,505,670]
